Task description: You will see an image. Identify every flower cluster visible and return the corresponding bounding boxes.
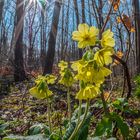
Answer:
[29,75,56,99]
[72,23,115,100]
[58,61,74,87]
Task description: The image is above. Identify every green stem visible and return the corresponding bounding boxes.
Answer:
[67,87,71,123]
[47,98,52,133]
[69,100,90,140]
[77,100,82,123]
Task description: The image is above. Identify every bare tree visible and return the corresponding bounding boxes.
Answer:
[0,0,4,24]
[14,0,26,81]
[43,0,62,74]
[133,0,140,73]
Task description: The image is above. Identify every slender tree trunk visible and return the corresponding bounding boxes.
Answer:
[73,0,82,58]
[14,0,26,81]
[43,0,62,74]
[40,4,47,69]
[81,0,85,23]
[98,1,104,29]
[133,0,140,73]
[0,0,4,53]
[0,0,4,24]
[60,3,64,60]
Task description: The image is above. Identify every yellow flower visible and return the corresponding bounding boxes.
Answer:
[94,48,114,66]
[72,23,99,48]
[35,75,46,85]
[29,86,52,99]
[29,75,55,99]
[92,67,112,84]
[58,61,68,71]
[46,75,56,84]
[76,85,100,100]
[59,61,74,87]
[101,29,115,48]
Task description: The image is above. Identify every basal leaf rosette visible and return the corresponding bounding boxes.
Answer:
[29,75,56,99]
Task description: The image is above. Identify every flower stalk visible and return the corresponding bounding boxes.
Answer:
[67,87,71,123]
[69,100,90,140]
[47,98,52,133]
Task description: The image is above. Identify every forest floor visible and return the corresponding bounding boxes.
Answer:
[0,76,140,139]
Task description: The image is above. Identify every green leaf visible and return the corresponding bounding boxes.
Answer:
[116,118,129,138]
[28,124,50,137]
[49,133,62,140]
[63,122,76,140]
[3,134,47,140]
[110,113,129,138]
[75,113,91,140]
[107,138,116,140]
[63,105,92,140]
[94,117,112,136]
[92,137,101,140]
[0,123,9,134]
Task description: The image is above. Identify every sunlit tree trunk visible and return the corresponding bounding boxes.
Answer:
[73,0,82,58]
[60,3,64,60]
[43,0,62,74]
[14,0,26,81]
[40,3,47,69]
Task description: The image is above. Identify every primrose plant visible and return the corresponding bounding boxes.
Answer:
[29,23,115,139]
[29,75,56,133]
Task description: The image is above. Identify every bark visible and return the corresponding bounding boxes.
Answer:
[14,0,26,82]
[0,0,4,24]
[40,4,47,69]
[73,0,82,58]
[43,0,62,74]
[133,0,140,73]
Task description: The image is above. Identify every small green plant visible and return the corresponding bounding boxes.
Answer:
[134,75,140,99]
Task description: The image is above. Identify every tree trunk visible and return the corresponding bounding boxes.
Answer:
[133,0,140,73]
[14,0,26,82]
[0,0,4,24]
[43,0,62,74]
[40,4,47,69]
[73,0,82,58]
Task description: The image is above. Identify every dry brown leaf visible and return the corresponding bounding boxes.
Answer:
[110,0,120,11]
[104,92,110,101]
[122,14,135,32]
[116,16,121,23]
[113,51,123,65]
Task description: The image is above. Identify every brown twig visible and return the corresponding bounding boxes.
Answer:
[112,55,132,99]
[101,0,114,33]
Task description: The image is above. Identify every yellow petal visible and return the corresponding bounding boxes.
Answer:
[89,26,99,37]
[72,31,83,41]
[29,87,46,99]
[78,23,89,35]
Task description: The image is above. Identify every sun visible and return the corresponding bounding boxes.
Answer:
[28,0,47,8]
[24,0,47,11]
[28,0,38,5]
